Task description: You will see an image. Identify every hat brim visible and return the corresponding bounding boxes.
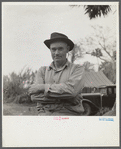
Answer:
[44,38,74,51]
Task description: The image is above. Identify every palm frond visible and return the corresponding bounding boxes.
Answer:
[84,5,111,19]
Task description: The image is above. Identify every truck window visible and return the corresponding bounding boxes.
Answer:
[108,88,112,94]
[100,88,107,95]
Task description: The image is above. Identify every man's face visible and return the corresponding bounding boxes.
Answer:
[50,41,69,63]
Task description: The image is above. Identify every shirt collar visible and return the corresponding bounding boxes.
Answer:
[48,59,70,71]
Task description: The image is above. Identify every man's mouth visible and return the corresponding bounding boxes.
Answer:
[55,57,61,59]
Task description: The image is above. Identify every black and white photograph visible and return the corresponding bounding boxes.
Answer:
[2,2,119,147]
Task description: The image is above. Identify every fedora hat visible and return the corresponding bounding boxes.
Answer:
[44,32,74,51]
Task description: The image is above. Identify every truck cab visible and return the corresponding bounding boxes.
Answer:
[81,85,116,115]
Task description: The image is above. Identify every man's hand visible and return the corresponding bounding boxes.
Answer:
[28,84,45,95]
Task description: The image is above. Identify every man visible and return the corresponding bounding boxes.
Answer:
[29,32,85,116]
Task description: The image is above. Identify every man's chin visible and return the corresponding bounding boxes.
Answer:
[54,59,62,62]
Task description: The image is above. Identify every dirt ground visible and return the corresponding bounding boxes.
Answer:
[3,102,38,116]
[3,102,115,116]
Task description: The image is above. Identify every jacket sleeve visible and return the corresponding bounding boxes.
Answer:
[31,66,46,101]
[34,66,46,84]
[44,65,85,99]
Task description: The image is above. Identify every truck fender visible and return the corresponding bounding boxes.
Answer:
[82,98,99,109]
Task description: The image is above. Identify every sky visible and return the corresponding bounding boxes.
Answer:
[2,2,118,75]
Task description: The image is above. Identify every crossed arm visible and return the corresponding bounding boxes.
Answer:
[29,84,45,94]
[28,65,85,100]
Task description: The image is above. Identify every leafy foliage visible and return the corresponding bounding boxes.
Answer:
[70,5,111,19]
[80,25,116,83]
[95,107,112,116]
[68,43,83,63]
[84,5,111,19]
[99,61,116,84]
[85,25,116,62]
[3,68,36,103]
[91,48,103,57]
[83,61,95,72]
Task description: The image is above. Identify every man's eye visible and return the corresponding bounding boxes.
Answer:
[58,48,63,51]
[51,49,56,52]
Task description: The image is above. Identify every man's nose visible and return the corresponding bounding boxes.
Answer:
[55,49,59,55]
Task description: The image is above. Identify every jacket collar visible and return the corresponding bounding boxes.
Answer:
[48,59,70,71]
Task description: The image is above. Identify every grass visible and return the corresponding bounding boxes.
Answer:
[95,107,112,116]
[3,102,113,116]
[3,102,38,116]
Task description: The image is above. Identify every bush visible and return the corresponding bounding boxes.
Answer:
[3,68,36,104]
[14,94,32,104]
[95,107,111,116]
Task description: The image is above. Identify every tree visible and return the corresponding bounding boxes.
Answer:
[99,61,116,84]
[68,43,83,63]
[78,25,116,83]
[83,61,95,72]
[91,48,103,57]
[70,5,112,19]
[84,5,111,19]
[3,67,36,103]
[70,4,116,112]
[84,25,116,62]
